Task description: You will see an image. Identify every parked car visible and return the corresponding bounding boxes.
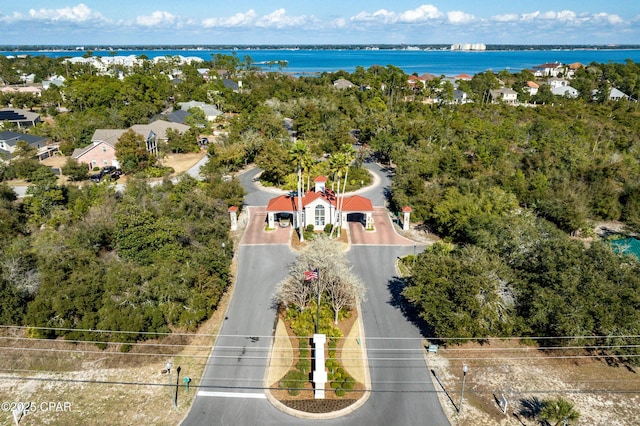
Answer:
[90,174,102,183]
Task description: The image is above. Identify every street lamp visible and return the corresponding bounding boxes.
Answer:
[222,242,226,257]
[458,364,468,414]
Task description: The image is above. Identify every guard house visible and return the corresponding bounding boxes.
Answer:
[266,176,373,231]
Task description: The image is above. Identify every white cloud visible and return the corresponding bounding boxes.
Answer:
[27,3,99,22]
[593,12,624,24]
[447,11,474,24]
[352,4,442,24]
[493,13,518,23]
[202,9,257,28]
[398,5,442,23]
[256,9,307,28]
[555,10,577,22]
[136,11,177,27]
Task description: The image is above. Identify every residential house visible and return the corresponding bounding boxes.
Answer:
[20,73,36,84]
[73,120,188,170]
[165,109,191,124]
[131,120,190,144]
[532,62,566,78]
[592,87,632,101]
[42,75,66,90]
[178,101,223,121]
[0,131,51,161]
[333,78,356,90]
[0,86,42,97]
[547,77,570,90]
[453,89,471,104]
[490,88,518,105]
[266,176,374,231]
[453,73,473,81]
[552,85,579,98]
[608,88,630,101]
[524,81,539,96]
[73,129,125,170]
[223,79,241,92]
[0,108,41,129]
[567,62,585,78]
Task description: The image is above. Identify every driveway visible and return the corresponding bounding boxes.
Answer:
[349,207,415,246]
[240,207,292,245]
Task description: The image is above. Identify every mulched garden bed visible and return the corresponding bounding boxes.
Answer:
[279,398,360,413]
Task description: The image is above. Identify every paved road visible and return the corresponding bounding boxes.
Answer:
[182,163,449,426]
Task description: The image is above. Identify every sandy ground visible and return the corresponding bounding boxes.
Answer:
[426,339,640,426]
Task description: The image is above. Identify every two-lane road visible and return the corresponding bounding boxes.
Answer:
[182,163,449,425]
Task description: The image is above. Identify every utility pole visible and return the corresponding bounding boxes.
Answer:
[174,366,181,407]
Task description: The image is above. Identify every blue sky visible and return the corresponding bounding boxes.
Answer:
[1,1,639,45]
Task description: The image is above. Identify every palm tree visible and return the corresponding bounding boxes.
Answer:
[539,396,580,426]
[336,145,355,237]
[289,141,309,242]
[328,148,353,238]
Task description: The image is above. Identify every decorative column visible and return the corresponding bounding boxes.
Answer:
[365,212,373,230]
[267,211,275,230]
[228,206,238,231]
[312,334,327,399]
[402,206,412,231]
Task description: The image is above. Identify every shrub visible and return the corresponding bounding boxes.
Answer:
[326,359,339,373]
[280,370,307,396]
[296,359,311,374]
[324,224,333,234]
[343,376,355,391]
[335,388,346,397]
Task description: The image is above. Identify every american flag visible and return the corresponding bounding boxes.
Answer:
[304,269,318,281]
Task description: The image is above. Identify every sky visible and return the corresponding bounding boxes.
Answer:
[1,1,639,46]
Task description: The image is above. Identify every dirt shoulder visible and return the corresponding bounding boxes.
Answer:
[426,338,640,425]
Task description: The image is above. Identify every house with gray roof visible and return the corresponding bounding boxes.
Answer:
[0,108,41,129]
[333,78,356,90]
[0,131,50,161]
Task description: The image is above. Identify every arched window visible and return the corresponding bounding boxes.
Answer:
[314,205,325,227]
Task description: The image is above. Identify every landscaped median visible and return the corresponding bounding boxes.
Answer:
[263,305,371,419]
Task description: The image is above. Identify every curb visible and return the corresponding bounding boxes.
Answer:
[263,305,371,420]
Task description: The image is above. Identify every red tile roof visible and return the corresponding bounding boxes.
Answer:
[266,191,372,212]
[266,194,299,212]
[342,195,373,212]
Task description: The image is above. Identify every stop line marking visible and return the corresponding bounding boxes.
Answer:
[197,391,266,399]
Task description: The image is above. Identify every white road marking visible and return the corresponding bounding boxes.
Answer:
[197,391,266,399]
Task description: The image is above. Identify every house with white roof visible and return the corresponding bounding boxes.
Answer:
[552,86,579,98]
[178,101,223,121]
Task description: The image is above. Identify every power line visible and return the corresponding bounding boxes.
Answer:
[5,324,640,342]
[0,375,639,396]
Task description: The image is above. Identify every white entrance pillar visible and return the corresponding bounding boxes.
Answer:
[365,212,373,230]
[267,211,275,229]
[402,206,412,231]
[228,206,238,231]
[312,334,327,399]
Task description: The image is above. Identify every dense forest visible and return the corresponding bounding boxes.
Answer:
[1,54,640,353]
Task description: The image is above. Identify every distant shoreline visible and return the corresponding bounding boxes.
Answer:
[2,44,640,53]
